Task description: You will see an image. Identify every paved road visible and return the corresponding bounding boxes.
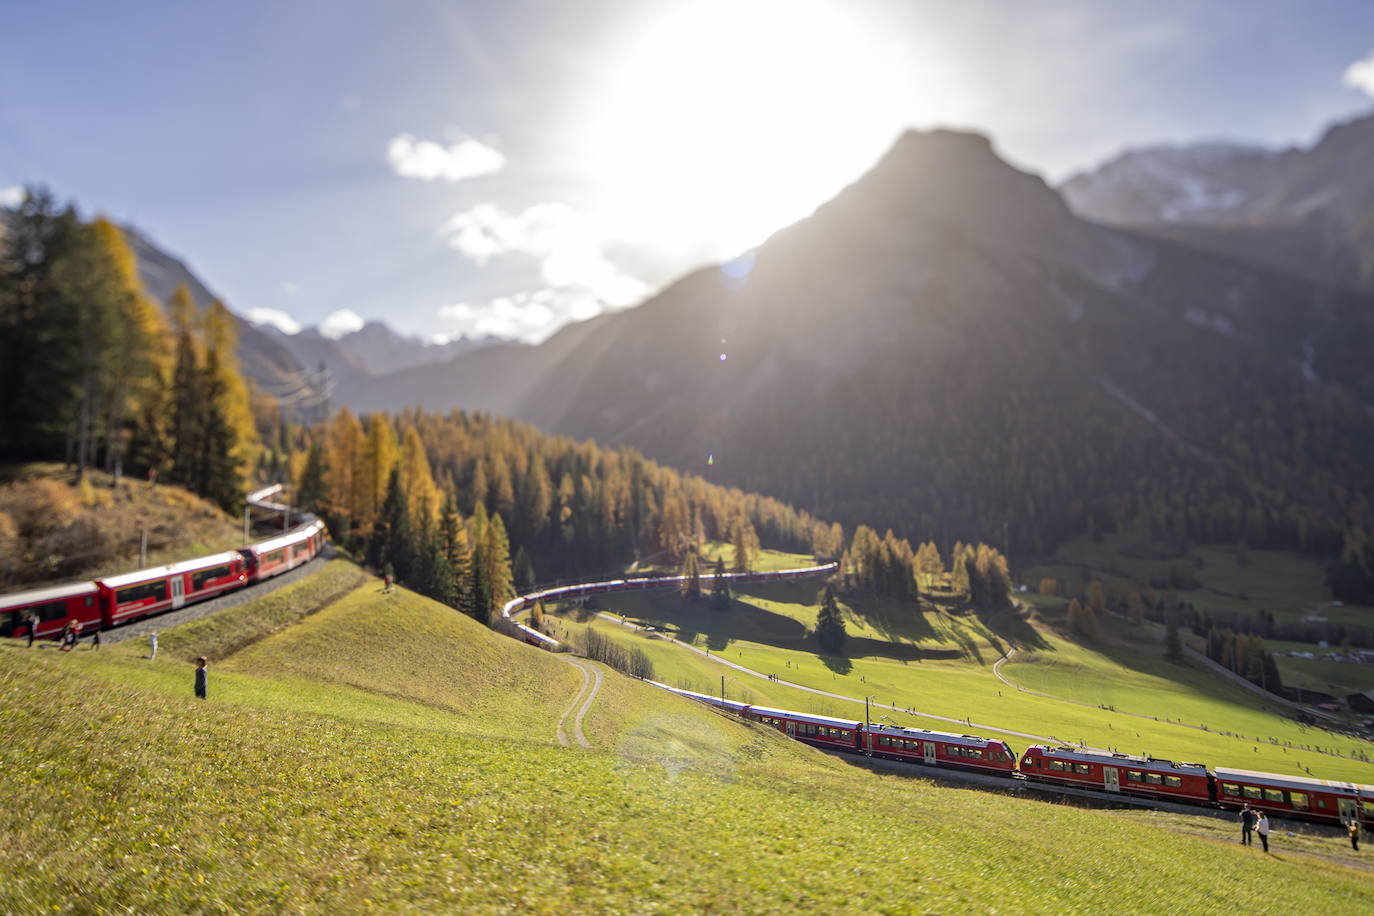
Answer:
[556,657,602,749]
[101,550,335,645]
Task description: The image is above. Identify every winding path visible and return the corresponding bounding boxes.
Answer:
[555,657,602,749]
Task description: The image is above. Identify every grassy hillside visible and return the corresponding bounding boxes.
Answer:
[3,560,1372,912]
[0,463,248,590]
[553,551,1374,784]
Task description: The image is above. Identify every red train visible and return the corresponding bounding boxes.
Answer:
[653,683,1374,829]
[0,518,327,640]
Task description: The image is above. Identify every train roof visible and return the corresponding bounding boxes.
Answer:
[746,704,862,729]
[250,520,325,554]
[865,724,1004,749]
[514,623,560,647]
[1029,745,1209,775]
[645,682,754,713]
[0,580,99,609]
[100,551,244,589]
[1212,767,1365,795]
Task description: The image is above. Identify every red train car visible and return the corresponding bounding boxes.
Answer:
[1213,767,1374,827]
[742,704,863,750]
[1019,746,1212,802]
[864,724,1017,775]
[242,520,326,583]
[0,581,102,640]
[1016,747,1209,802]
[97,552,248,627]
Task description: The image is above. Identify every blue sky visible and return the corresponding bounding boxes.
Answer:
[3,0,1373,344]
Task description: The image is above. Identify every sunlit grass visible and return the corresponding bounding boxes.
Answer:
[3,558,1373,912]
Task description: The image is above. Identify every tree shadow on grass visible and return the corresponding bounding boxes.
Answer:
[978,605,1051,652]
[820,653,853,675]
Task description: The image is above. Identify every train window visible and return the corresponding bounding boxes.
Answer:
[1145,773,1163,785]
[34,600,70,622]
[1289,793,1307,808]
[1263,789,1285,804]
[1126,771,1142,783]
[116,581,164,605]
[84,596,93,607]
[969,749,983,760]
[1164,776,1182,788]
[1074,764,1091,775]
[1363,802,1374,815]
[1221,783,1239,797]
[191,564,231,591]
[1242,786,1262,800]
[1317,799,1328,808]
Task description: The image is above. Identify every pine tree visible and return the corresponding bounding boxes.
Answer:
[360,415,398,541]
[483,512,515,626]
[297,438,327,512]
[1164,617,1183,663]
[198,344,242,510]
[681,549,702,601]
[168,285,205,489]
[710,556,731,610]
[815,584,847,654]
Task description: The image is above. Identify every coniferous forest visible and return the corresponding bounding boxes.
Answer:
[0,187,1013,633]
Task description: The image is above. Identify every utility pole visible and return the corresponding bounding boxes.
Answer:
[865,695,872,728]
[243,506,250,546]
[721,675,726,703]
[139,528,148,568]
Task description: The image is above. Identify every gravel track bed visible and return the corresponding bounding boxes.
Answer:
[102,548,336,645]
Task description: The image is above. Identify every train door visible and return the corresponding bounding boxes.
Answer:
[1339,798,1358,824]
[785,721,796,738]
[923,742,936,765]
[1104,767,1120,793]
[170,576,185,610]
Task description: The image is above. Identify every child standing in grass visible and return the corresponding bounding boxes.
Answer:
[194,657,208,699]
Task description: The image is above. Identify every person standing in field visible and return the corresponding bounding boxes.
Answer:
[148,632,158,660]
[27,612,39,647]
[194,657,208,699]
[1349,819,1361,852]
[1256,812,1271,852]
[1239,804,1256,845]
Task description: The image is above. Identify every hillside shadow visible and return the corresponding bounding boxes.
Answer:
[977,606,1051,652]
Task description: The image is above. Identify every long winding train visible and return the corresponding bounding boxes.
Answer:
[0,486,325,640]
[5,510,1371,832]
[650,683,1374,830]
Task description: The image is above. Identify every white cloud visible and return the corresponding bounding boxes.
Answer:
[387,133,505,182]
[443,201,648,306]
[439,288,616,344]
[246,307,302,335]
[1346,51,1374,98]
[320,308,365,339]
[0,185,23,209]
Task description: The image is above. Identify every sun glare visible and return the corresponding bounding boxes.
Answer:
[564,0,932,261]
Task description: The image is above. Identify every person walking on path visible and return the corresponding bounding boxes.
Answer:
[1240,804,1256,846]
[1256,812,1271,853]
[148,632,158,660]
[91,629,100,650]
[1349,819,1361,852]
[194,657,208,699]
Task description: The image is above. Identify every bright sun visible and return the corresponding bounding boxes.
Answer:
[563,0,936,260]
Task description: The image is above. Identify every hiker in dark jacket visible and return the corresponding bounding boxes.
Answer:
[194,657,208,699]
[1239,804,1256,846]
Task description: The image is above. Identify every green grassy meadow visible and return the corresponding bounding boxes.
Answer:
[3,559,1373,912]
[555,551,1374,785]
